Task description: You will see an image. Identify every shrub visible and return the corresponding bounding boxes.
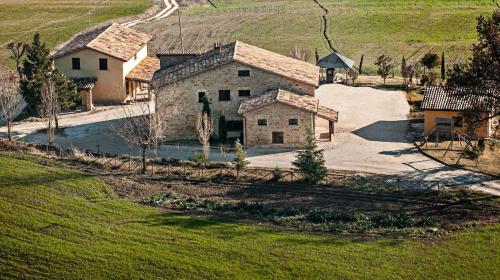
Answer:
[292,130,327,184]
[271,167,283,182]
[192,151,208,167]
[463,145,483,160]
[372,213,415,228]
[307,209,331,223]
[417,216,438,227]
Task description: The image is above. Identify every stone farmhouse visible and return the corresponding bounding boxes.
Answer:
[151,41,338,147]
[421,86,499,139]
[52,23,160,110]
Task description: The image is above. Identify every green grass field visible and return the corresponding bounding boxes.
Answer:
[141,0,497,73]
[0,0,152,69]
[0,152,499,279]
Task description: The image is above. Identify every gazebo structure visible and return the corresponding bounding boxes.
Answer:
[317,52,355,83]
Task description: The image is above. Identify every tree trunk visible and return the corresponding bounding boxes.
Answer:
[141,145,147,174]
[7,120,12,142]
[55,114,59,130]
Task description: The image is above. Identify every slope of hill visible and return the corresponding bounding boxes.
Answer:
[0,0,154,70]
[140,0,497,73]
[0,152,499,279]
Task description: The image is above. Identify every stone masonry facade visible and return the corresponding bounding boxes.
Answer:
[243,102,314,147]
[156,61,316,141]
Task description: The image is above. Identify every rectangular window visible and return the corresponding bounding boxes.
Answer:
[99,58,108,70]
[198,92,206,103]
[226,120,243,131]
[272,132,284,144]
[238,90,251,97]
[72,58,80,70]
[289,118,299,125]
[238,70,250,77]
[218,90,230,101]
[453,116,464,127]
[258,119,267,126]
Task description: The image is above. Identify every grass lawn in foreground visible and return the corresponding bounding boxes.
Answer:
[0,152,499,279]
[0,0,153,69]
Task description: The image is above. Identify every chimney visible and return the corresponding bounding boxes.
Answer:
[214,42,222,54]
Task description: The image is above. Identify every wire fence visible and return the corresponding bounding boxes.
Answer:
[0,138,444,191]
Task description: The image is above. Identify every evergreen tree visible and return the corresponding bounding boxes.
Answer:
[218,113,227,143]
[358,54,364,75]
[401,56,407,78]
[202,95,211,116]
[20,33,51,115]
[441,51,446,81]
[292,130,327,184]
[52,69,79,111]
[233,138,249,178]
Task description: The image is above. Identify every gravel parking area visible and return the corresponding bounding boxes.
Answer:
[1,84,498,194]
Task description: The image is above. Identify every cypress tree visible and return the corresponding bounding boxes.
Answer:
[202,95,210,116]
[441,51,446,81]
[358,54,364,75]
[218,113,227,144]
[20,33,51,115]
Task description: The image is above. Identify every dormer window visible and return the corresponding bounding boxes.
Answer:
[238,70,250,77]
[72,58,80,70]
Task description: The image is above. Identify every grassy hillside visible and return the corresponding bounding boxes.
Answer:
[141,0,497,73]
[0,0,152,69]
[0,152,499,279]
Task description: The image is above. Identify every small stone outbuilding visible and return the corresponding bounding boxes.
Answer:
[238,89,338,147]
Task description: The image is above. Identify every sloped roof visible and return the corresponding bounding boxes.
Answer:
[53,24,152,61]
[317,105,339,122]
[70,77,97,90]
[234,41,320,87]
[317,52,355,69]
[238,89,318,114]
[421,86,497,112]
[152,41,320,88]
[126,57,160,83]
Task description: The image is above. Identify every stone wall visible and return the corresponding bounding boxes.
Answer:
[155,61,316,140]
[243,102,314,147]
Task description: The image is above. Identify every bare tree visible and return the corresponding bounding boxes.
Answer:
[40,79,59,146]
[6,42,27,79]
[0,72,23,141]
[289,46,310,61]
[113,100,168,174]
[196,112,214,161]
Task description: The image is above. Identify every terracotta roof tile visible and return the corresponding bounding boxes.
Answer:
[317,105,339,122]
[70,77,97,90]
[238,89,318,114]
[234,41,319,87]
[126,57,160,82]
[421,86,497,112]
[53,24,152,61]
[152,41,319,88]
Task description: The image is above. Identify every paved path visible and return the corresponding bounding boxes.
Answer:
[1,85,498,195]
[123,0,179,27]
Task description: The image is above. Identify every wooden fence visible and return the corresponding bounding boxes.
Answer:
[0,139,443,190]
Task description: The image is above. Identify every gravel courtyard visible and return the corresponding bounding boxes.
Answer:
[1,84,499,194]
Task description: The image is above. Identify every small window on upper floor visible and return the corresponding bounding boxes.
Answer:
[289,118,299,125]
[99,58,108,70]
[72,58,81,70]
[219,90,231,101]
[238,70,250,77]
[238,90,251,97]
[258,119,267,126]
[198,92,206,103]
